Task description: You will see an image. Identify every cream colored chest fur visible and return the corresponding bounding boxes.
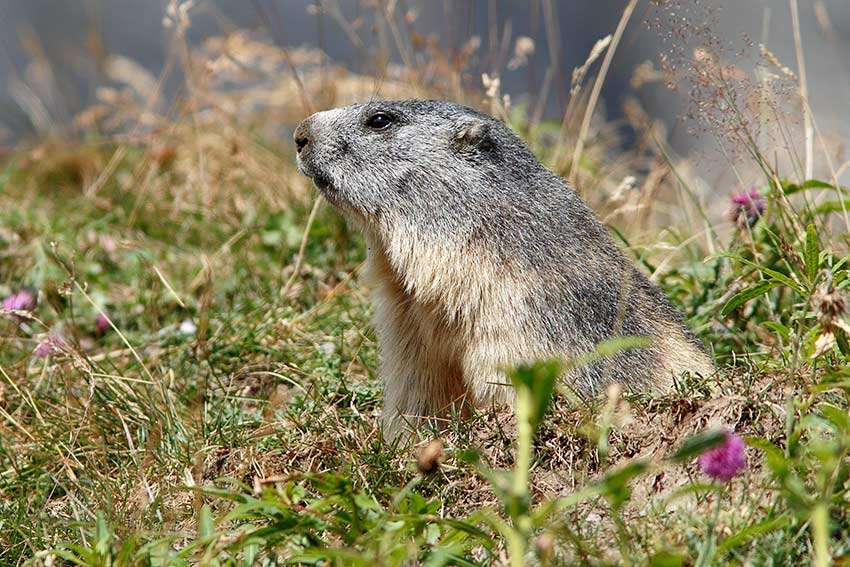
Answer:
[362,224,540,434]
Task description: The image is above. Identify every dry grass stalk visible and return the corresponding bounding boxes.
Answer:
[790,0,813,180]
[569,0,639,184]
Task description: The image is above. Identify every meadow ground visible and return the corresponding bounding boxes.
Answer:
[2,3,850,566]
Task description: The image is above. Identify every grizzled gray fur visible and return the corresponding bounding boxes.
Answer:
[294,99,714,438]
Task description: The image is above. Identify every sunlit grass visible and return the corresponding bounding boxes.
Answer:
[2,1,850,565]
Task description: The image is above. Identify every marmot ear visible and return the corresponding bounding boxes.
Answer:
[453,120,494,152]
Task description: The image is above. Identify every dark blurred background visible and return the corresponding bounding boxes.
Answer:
[1,0,848,157]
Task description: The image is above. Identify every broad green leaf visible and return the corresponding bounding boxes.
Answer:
[719,254,805,295]
[762,321,791,341]
[721,280,781,316]
[756,266,804,294]
[805,224,820,284]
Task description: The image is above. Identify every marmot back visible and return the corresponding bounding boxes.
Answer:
[294,99,715,438]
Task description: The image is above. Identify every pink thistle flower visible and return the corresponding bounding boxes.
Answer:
[33,334,67,358]
[698,430,747,482]
[95,314,110,336]
[729,188,765,227]
[3,290,36,313]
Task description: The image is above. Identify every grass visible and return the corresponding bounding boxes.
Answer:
[2,2,850,565]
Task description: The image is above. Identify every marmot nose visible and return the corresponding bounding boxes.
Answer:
[293,120,312,154]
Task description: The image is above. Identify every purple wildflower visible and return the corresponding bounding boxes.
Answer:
[729,188,765,227]
[698,430,747,482]
[95,313,110,336]
[3,290,36,313]
[33,334,67,358]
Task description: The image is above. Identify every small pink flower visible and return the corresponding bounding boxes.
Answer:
[3,290,36,312]
[95,314,110,335]
[729,188,765,227]
[698,430,747,482]
[33,334,67,358]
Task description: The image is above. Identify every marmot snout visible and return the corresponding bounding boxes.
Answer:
[295,99,715,439]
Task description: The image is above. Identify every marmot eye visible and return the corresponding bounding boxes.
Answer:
[365,112,394,130]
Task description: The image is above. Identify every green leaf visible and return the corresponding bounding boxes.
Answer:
[592,336,654,357]
[439,518,491,539]
[455,448,481,465]
[782,179,849,195]
[747,438,789,477]
[837,330,850,357]
[659,483,717,509]
[94,511,111,557]
[813,199,850,216]
[42,549,92,566]
[610,225,659,274]
[805,224,820,284]
[819,403,850,433]
[715,514,790,555]
[600,459,649,510]
[762,321,791,341]
[198,503,214,540]
[834,254,850,271]
[759,267,805,294]
[567,336,654,371]
[670,430,727,463]
[721,280,781,316]
[510,360,560,429]
[649,551,685,567]
[424,550,480,567]
[719,254,806,295]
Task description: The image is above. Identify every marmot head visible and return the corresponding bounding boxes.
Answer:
[294,100,538,227]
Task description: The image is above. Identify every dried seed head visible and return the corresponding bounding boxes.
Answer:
[813,287,849,331]
[481,73,501,99]
[811,279,850,358]
[507,36,535,70]
[571,35,612,94]
[630,60,664,89]
[759,44,796,80]
[416,439,444,475]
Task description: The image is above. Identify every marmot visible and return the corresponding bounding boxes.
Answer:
[294,99,714,438]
